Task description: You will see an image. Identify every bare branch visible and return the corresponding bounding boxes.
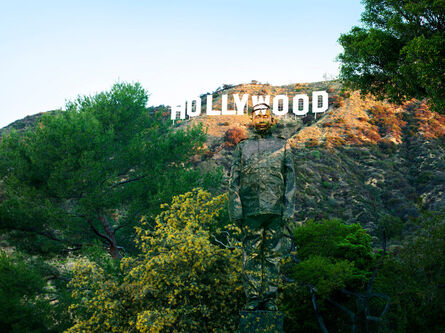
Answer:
[309,285,329,333]
[87,219,113,246]
[110,175,146,189]
[2,225,81,247]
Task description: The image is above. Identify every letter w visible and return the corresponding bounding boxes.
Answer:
[252,95,270,107]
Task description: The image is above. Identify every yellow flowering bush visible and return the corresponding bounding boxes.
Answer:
[66,259,132,333]
[67,189,243,332]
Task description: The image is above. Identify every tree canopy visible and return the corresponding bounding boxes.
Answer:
[376,212,445,332]
[0,82,221,258]
[338,0,445,112]
[280,219,379,332]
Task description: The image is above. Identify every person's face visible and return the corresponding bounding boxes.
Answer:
[252,107,273,132]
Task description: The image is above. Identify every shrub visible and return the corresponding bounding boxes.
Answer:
[306,138,319,147]
[67,189,244,333]
[325,136,346,147]
[340,91,350,99]
[302,114,314,125]
[0,252,57,332]
[376,212,445,333]
[224,126,247,147]
[328,95,344,108]
[280,219,376,332]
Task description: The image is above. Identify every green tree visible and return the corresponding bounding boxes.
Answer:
[0,82,221,259]
[67,189,244,333]
[338,0,445,112]
[0,251,73,332]
[280,219,379,333]
[376,211,445,332]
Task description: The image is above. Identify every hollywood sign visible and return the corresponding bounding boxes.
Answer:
[171,91,328,120]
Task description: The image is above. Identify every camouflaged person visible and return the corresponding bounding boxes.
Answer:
[228,103,296,311]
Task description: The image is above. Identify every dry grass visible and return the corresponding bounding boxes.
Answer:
[409,100,445,139]
[180,83,445,149]
[289,91,444,148]
[188,115,251,137]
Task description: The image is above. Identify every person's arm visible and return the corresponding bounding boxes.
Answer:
[228,143,243,222]
[283,141,296,221]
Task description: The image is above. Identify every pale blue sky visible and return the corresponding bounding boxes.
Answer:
[0,0,364,127]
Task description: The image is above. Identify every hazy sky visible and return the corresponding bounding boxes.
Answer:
[0,0,364,127]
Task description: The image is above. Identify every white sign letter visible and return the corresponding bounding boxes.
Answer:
[206,95,221,116]
[186,97,201,117]
[252,95,270,108]
[312,91,328,114]
[171,104,186,120]
[234,94,248,115]
[272,95,289,116]
[221,94,236,115]
[292,94,309,115]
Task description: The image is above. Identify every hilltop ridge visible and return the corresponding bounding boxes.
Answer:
[179,81,445,233]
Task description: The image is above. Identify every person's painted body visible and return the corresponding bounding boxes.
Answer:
[229,103,296,311]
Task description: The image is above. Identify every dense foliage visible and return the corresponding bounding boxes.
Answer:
[0,83,221,258]
[0,251,49,332]
[338,0,445,112]
[67,189,244,332]
[0,251,73,332]
[376,212,445,333]
[280,219,378,332]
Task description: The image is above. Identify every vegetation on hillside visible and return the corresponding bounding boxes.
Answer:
[338,0,445,113]
[67,189,243,333]
[0,83,222,259]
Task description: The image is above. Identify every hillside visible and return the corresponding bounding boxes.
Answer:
[1,81,444,332]
[0,111,58,137]
[2,81,444,235]
[185,81,445,235]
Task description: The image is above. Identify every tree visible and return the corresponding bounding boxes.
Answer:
[376,211,445,332]
[67,189,244,333]
[0,251,73,332]
[0,83,221,259]
[280,219,381,333]
[338,0,445,113]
